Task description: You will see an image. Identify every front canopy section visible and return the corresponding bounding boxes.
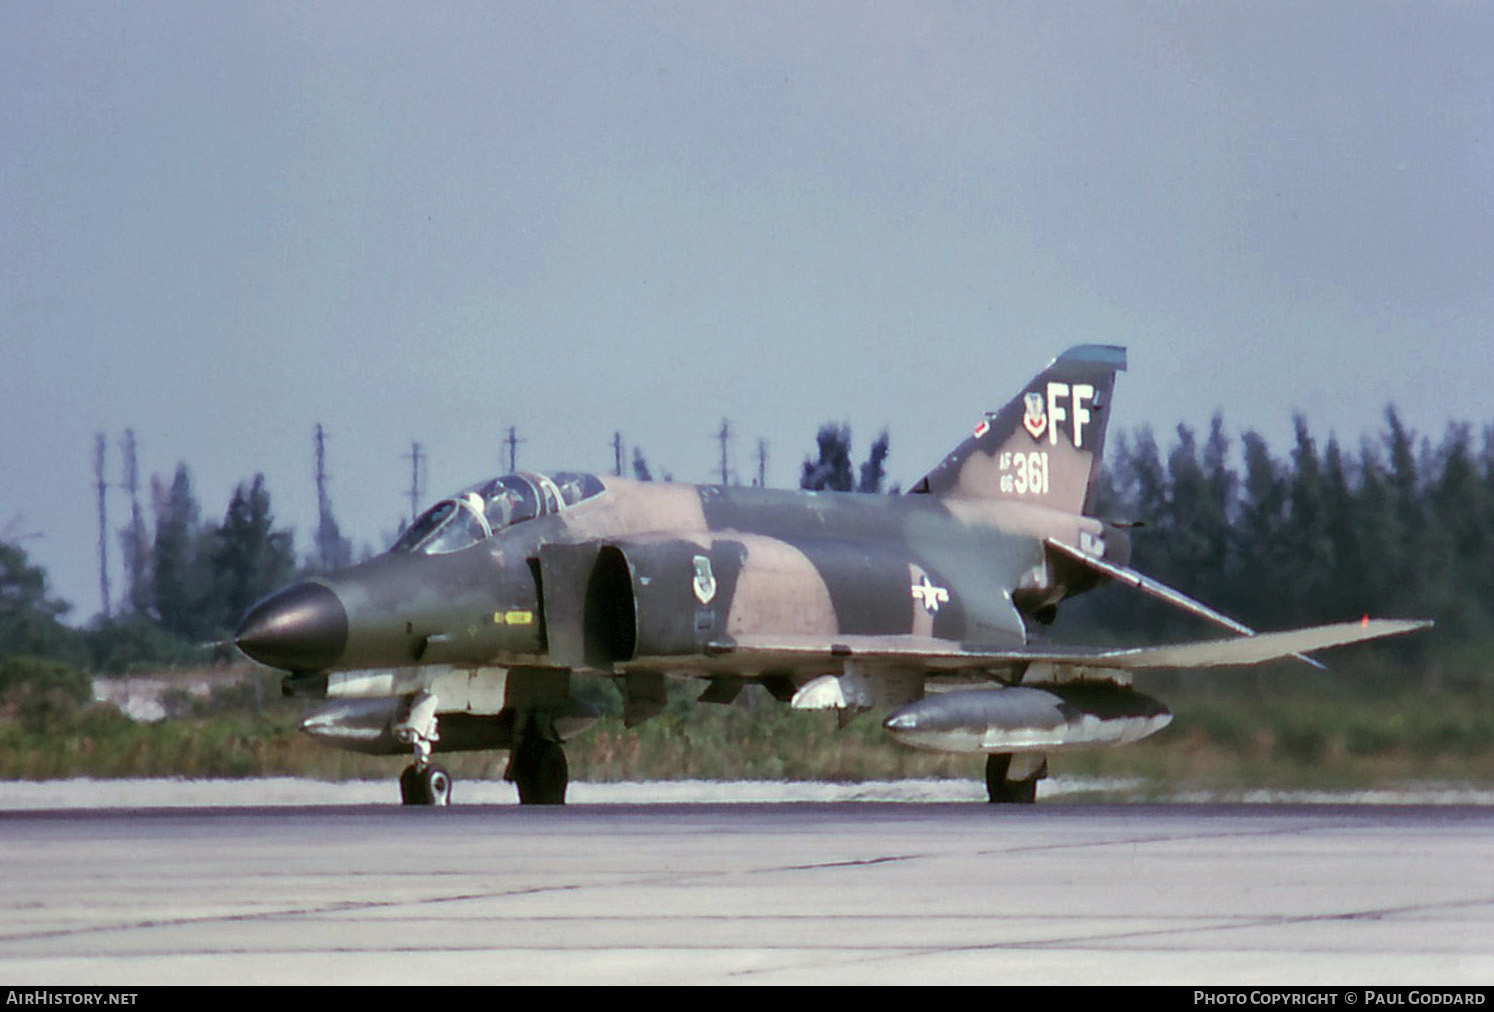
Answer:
[390,471,606,556]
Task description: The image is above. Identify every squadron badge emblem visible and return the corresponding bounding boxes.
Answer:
[1022,391,1047,440]
[692,555,717,605]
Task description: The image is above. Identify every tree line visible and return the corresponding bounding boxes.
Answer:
[1080,409,1494,690]
[4,464,303,672]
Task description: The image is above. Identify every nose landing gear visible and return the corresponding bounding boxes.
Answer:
[387,692,572,806]
[394,691,451,807]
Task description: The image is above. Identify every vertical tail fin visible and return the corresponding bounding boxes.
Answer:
[910,345,1126,515]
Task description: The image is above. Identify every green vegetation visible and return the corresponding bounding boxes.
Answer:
[1058,690,1494,796]
[0,665,1490,796]
[1087,411,1494,659]
[3,465,297,676]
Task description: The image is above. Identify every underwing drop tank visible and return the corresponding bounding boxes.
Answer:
[883,683,1172,754]
[300,697,601,756]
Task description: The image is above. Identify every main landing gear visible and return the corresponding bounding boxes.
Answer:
[985,753,1047,804]
[505,729,568,805]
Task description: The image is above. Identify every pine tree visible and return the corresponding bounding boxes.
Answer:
[1320,435,1366,619]
[1285,416,1334,623]
[801,425,854,491]
[1383,407,1424,605]
[213,475,296,637]
[1235,432,1288,628]
[0,541,80,663]
[631,448,653,482]
[152,463,210,640]
[1200,414,1238,608]
[1425,424,1491,638]
[857,430,891,493]
[1164,423,1214,604]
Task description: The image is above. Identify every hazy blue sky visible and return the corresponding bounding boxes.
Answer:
[4,2,1491,622]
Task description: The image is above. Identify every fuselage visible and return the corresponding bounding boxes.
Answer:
[235,474,1122,682]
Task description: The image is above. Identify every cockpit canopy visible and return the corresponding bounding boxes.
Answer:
[390,472,606,556]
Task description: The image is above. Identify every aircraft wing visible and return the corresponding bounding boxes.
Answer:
[703,618,1430,672]
[1061,619,1431,669]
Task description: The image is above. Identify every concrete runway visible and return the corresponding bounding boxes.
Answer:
[1,800,1491,985]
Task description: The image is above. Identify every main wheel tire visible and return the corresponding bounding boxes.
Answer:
[1004,777,1039,804]
[399,763,427,805]
[984,754,1039,804]
[514,738,568,805]
[984,754,1012,803]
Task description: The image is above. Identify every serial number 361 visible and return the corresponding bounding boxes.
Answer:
[998,451,1050,495]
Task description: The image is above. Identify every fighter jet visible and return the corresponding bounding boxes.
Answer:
[234,346,1428,805]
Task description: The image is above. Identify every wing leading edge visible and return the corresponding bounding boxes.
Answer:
[705,618,1430,673]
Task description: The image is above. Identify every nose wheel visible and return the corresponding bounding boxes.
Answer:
[399,762,452,806]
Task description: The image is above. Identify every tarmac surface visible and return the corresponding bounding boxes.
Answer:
[1,781,1491,985]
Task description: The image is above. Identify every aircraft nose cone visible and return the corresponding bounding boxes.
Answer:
[234,582,348,672]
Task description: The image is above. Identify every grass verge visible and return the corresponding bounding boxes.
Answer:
[0,665,1489,795]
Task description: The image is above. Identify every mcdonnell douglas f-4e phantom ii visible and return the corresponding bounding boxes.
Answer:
[234,346,1429,805]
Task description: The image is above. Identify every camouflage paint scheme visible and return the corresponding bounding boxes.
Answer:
[235,346,1428,805]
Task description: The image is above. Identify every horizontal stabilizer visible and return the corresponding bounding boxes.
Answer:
[1045,537,1327,669]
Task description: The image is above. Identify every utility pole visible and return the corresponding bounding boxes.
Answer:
[313,424,350,571]
[612,431,624,477]
[94,433,111,619]
[756,439,768,488]
[119,429,146,613]
[407,442,425,522]
[714,418,732,486]
[505,426,523,474]
[315,424,330,517]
